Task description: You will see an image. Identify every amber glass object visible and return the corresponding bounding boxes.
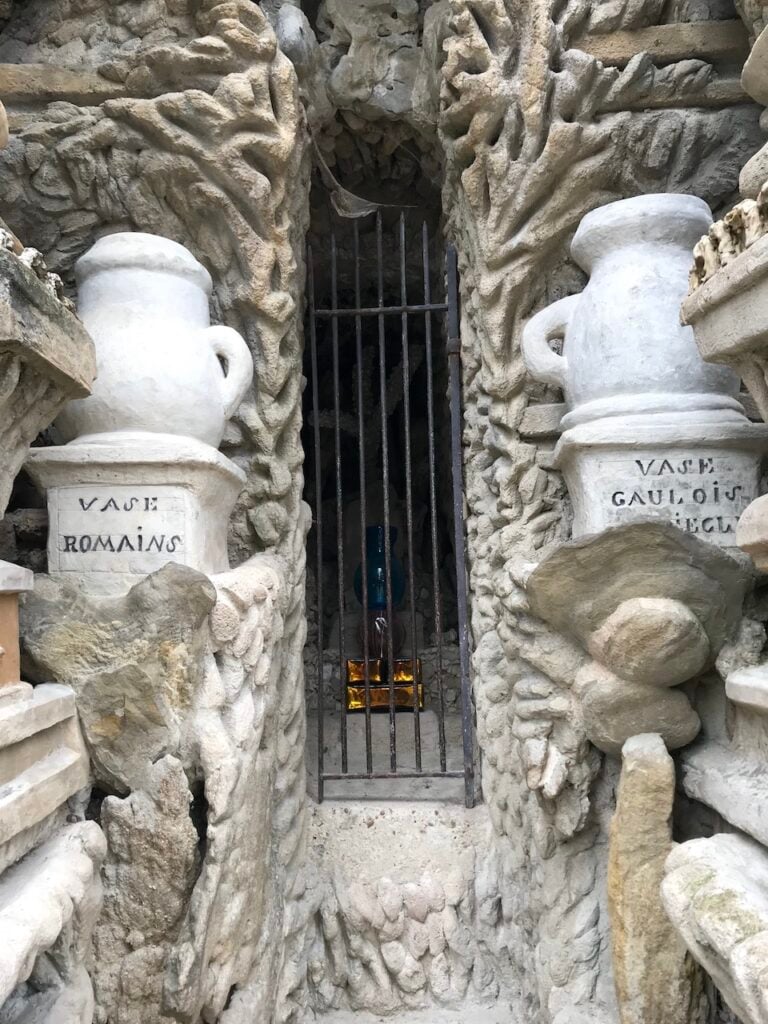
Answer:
[345,658,424,712]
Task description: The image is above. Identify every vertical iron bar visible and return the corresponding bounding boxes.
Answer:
[331,232,347,774]
[446,244,475,808]
[354,220,373,773]
[399,215,421,771]
[308,244,325,802]
[423,224,447,772]
[377,213,397,771]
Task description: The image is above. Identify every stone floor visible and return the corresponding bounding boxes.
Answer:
[305,710,472,802]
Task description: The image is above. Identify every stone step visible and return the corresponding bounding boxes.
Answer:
[306,710,471,802]
[315,1007,509,1024]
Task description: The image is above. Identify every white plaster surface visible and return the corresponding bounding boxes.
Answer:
[26,433,245,594]
[56,232,253,447]
[522,194,736,426]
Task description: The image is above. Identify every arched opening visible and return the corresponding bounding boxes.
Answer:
[302,157,475,802]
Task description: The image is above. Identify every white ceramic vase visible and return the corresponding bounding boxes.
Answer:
[522,194,742,429]
[56,232,254,448]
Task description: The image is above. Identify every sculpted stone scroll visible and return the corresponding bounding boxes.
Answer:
[526,521,749,754]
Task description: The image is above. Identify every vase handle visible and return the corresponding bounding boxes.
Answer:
[521,294,578,389]
[205,325,254,419]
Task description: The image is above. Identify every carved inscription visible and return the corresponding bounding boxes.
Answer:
[595,452,757,542]
[52,485,188,573]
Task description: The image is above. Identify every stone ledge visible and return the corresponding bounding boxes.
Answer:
[680,740,768,845]
[318,1009,506,1024]
[0,747,88,848]
[726,664,768,711]
[0,561,32,594]
[681,233,768,358]
[0,683,77,750]
[0,64,125,104]
[576,20,749,68]
[663,832,768,1024]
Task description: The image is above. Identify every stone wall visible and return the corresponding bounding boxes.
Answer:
[0,3,315,1021]
[1,0,766,1022]
[21,553,311,1024]
[434,1,762,1018]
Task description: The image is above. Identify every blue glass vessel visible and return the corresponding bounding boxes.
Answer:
[353,525,406,610]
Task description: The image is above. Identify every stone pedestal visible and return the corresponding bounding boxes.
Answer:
[26,433,245,595]
[556,411,768,545]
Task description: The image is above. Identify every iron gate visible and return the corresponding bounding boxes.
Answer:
[306,211,475,808]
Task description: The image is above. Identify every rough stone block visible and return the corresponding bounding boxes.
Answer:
[0,822,105,1009]
[680,741,768,846]
[608,734,705,1024]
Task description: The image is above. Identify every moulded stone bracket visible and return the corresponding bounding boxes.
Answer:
[525,521,749,753]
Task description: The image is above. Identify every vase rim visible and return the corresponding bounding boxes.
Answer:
[75,231,213,294]
[571,193,712,271]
